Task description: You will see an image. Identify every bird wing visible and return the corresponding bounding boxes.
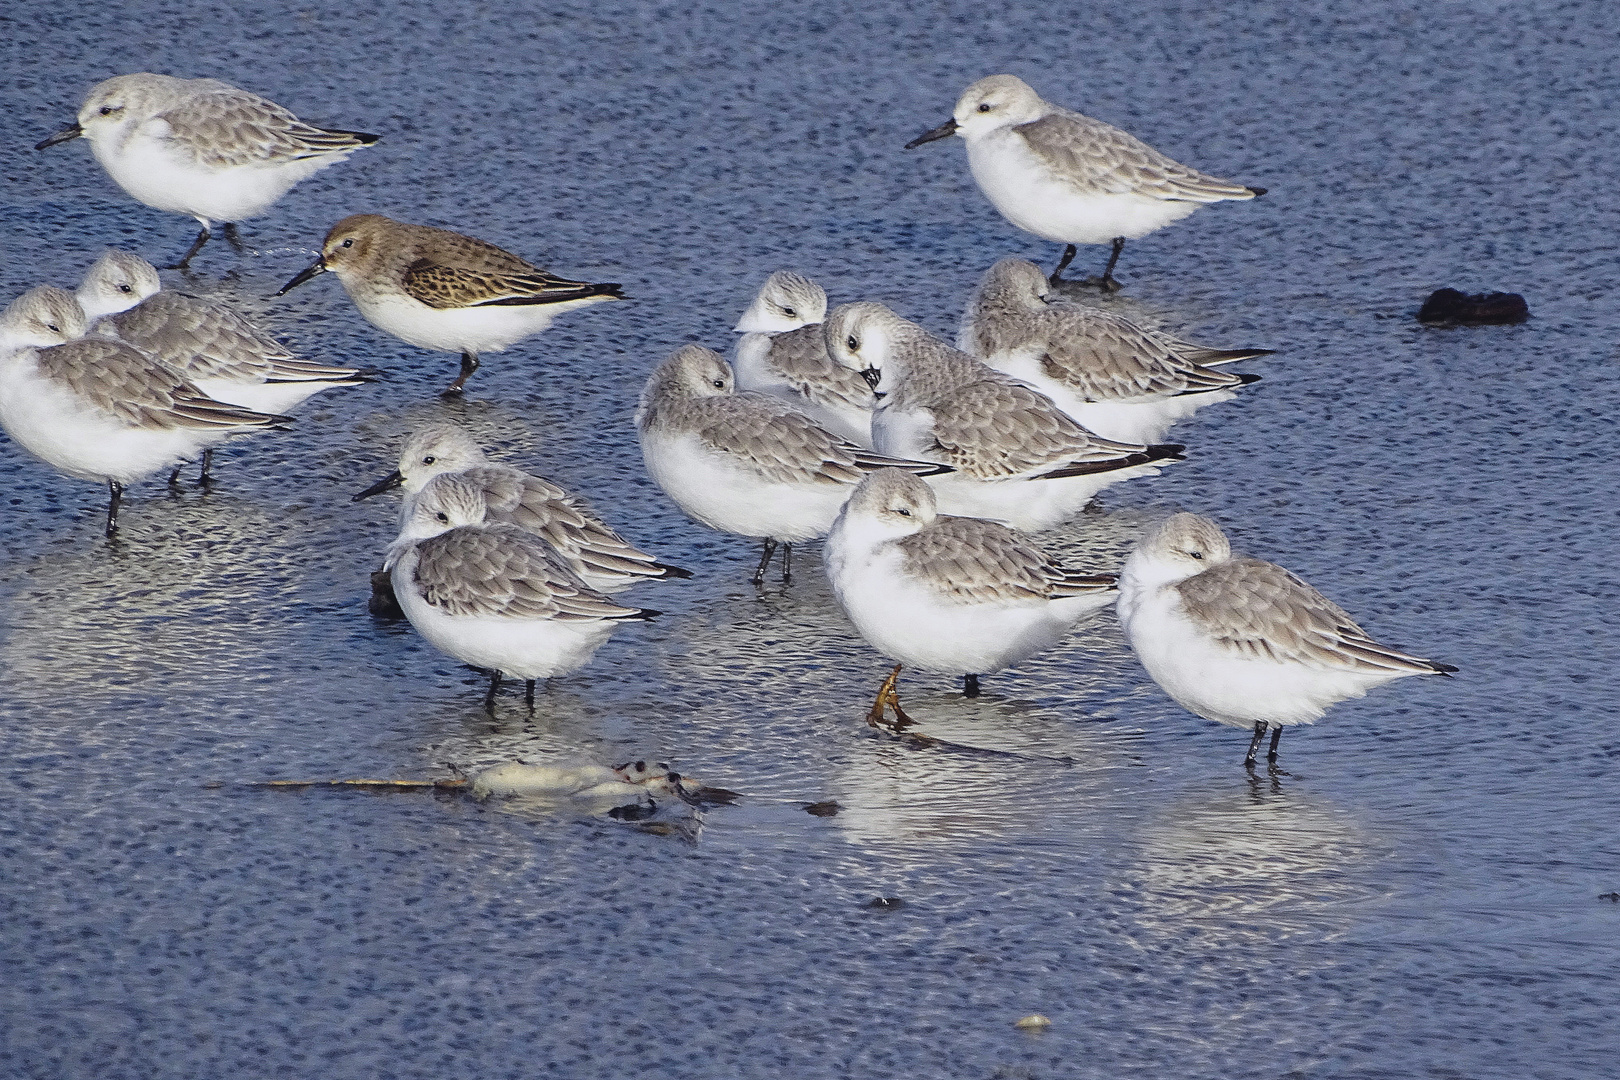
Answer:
[401,257,620,310]
[161,84,375,168]
[1017,110,1255,203]
[921,378,1154,478]
[1035,307,1248,399]
[767,325,876,412]
[470,466,670,580]
[897,515,1115,604]
[35,338,286,430]
[110,292,358,385]
[693,395,945,486]
[1175,558,1446,673]
[410,525,647,621]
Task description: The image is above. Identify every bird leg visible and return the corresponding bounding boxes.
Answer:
[524,679,537,710]
[167,224,212,271]
[1082,237,1126,292]
[443,352,480,395]
[781,542,792,583]
[1267,724,1283,763]
[483,669,502,714]
[866,664,917,732]
[198,449,214,487]
[168,467,184,489]
[1243,721,1270,767]
[751,538,779,585]
[963,673,981,698]
[1049,244,1079,285]
[104,480,124,538]
[222,222,246,252]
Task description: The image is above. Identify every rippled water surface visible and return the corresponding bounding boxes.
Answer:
[2,1,1617,1077]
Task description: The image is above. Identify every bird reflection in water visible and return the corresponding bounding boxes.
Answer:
[1129,777,1390,944]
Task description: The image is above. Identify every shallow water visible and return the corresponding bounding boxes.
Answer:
[2,0,1618,1077]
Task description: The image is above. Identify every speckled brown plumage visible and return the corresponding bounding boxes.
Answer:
[401,254,619,310]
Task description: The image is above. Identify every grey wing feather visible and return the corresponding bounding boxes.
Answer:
[1036,308,1248,399]
[924,379,1151,478]
[163,86,372,168]
[411,525,648,620]
[695,395,944,485]
[1019,110,1256,203]
[767,326,877,412]
[469,466,674,580]
[109,293,362,385]
[35,339,287,430]
[897,516,1112,604]
[1176,558,1445,673]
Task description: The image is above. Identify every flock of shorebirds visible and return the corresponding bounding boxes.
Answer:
[4,71,1454,771]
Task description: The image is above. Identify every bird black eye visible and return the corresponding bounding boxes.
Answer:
[119,284,132,293]
[711,378,725,389]
[435,511,449,523]
[846,335,858,350]
[1188,549,1203,560]
[341,238,354,248]
[895,507,911,517]
[781,306,796,317]
[46,322,60,332]
[100,106,114,115]
[422,455,435,465]
[978,102,992,112]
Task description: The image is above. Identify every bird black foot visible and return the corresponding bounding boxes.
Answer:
[166,225,211,271]
[1243,721,1269,767]
[104,479,124,538]
[751,538,782,586]
[443,352,479,395]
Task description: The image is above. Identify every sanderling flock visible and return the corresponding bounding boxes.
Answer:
[8,70,1454,770]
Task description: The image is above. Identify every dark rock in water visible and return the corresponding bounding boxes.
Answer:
[1417,288,1529,325]
[803,800,841,817]
[369,569,405,620]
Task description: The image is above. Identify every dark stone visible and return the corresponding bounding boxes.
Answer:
[866,897,905,910]
[1417,288,1529,325]
[803,800,841,817]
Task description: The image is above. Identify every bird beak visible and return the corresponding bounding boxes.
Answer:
[352,470,403,501]
[859,367,881,390]
[276,256,328,296]
[35,123,83,150]
[903,119,957,150]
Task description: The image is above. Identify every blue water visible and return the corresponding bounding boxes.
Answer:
[2,1,1617,1077]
